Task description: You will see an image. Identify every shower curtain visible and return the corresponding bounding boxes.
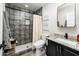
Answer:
[3,11,12,50]
[32,14,42,49]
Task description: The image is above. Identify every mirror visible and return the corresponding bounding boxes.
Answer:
[57,3,76,27]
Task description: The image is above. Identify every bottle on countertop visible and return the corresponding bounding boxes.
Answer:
[64,33,68,39]
[77,34,79,43]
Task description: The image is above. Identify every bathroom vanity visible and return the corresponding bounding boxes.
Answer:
[46,38,79,56]
[45,3,79,56]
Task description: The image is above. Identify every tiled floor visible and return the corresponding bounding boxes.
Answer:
[21,50,46,56]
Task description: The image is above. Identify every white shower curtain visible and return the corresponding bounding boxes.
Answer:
[32,14,42,49]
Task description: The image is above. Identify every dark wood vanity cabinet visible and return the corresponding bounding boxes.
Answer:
[62,47,77,56]
[46,40,58,56]
[62,46,79,56]
[46,39,79,56]
[46,40,62,56]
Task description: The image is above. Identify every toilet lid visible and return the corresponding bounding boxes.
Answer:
[34,40,45,48]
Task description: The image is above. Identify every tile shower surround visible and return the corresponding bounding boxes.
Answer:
[6,6,33,46]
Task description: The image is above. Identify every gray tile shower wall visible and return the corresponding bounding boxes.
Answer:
[5,5,33,46]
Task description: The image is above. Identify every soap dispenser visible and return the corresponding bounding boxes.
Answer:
[64,33,68,39]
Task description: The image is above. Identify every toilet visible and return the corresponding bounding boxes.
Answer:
[34,39,45,56]
[34,34,49,56]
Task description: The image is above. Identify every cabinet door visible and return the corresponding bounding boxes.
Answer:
[63,49,77,56]
[46,40,57,56]
[62,46,78,56]
[57,45,63,56]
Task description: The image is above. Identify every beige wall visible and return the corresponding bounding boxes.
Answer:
[42,3,79,40]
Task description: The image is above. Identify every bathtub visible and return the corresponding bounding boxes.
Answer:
[15,42,32,54]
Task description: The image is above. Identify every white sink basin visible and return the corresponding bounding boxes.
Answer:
[55,38,77,47]
[34,40,45,48]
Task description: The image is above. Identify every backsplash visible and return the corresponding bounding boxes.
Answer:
[54,32,77,42]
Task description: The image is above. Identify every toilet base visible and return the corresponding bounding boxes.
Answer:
[35,48,46,56]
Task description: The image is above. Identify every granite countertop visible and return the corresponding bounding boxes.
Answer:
[47,37,79,51]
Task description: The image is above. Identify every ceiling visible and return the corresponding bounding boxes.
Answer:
[10,3,46,12]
